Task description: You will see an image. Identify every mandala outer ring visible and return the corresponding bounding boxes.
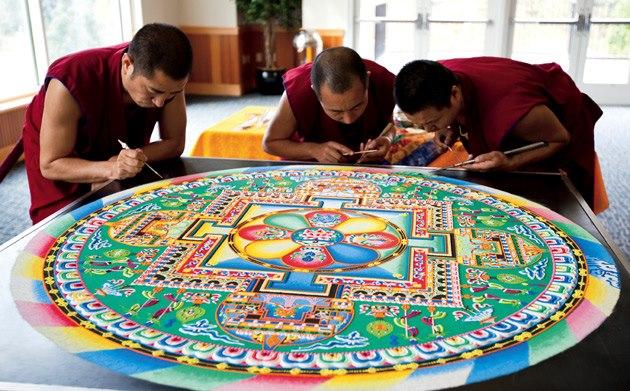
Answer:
[40,215,587,373]
[12,165,620,388]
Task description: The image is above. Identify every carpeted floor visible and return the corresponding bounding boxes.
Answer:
[1,95,627,260]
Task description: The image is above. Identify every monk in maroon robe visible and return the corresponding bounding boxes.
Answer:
[263,47,396,164]
[394,57,604,210]
[22,23,192,223]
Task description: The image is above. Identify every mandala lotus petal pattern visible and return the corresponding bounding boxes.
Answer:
[234,209,402,270]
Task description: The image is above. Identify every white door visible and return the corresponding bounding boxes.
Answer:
[353,0,630,104]
[509,0,630,105]
[580,0,630,104]
[353,0,493,73]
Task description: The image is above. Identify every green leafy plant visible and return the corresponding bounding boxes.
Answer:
[235,0,301,69]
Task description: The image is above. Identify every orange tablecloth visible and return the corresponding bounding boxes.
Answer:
[190,106,280,160]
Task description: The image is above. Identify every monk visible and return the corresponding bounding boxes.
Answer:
[263,47,396,164]
[22,23,193,223]
[394,57,604,210]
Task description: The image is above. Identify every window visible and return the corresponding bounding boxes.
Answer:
[0,0,133,102]
[425,0,489,60]
[41,0,128,62]
[510,0,575,70]
[355,0,417,73]
[510,0,630,103]
[354,0,492,73]
[0,0,38,101]
[352,0,630,104]
[583,0,630,84]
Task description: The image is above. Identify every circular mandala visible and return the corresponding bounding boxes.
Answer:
[11,165,620,390]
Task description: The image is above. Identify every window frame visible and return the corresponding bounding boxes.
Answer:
[350,0,630,104]
[2,0,136,104]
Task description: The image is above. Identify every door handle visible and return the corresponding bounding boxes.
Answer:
[577,13,591,32]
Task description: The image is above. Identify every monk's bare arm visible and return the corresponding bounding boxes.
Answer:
[39,79,145,183]
[262,93,352,163]
[465,105,570,171]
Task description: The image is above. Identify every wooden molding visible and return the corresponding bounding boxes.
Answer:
[0,104,27,151]
[184,28,242,89]
[0,144,23,164]
[186,83,243,96]
[0,96,33,114]
[317,29,345,49]
[181,25,346,96]
[316,29,345,37]
[238,25,299,34]
[180,26,238,35]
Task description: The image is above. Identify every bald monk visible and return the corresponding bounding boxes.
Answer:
[263,47,396,164]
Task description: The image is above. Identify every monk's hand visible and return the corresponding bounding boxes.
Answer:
[434,126,457,152]
[110,148,147,179]
[357,137,391,163]
[462,151,511,171]
[312,141,352,163]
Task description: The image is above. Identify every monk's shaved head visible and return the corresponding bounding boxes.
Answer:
[311,47,367,98]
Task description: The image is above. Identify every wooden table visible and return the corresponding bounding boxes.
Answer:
[1,158,628,390]
[190,106,279,160]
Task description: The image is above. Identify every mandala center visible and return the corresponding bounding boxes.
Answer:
[291,227,343,246]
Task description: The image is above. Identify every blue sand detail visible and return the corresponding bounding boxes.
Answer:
[327,243,378,264]
[466,341,529,383]
[70,200,104,220]
[78,348,177,375]
[266,271,327,294]
[32,280,52,304]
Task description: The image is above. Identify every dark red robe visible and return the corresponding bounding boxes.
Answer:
[23,43,162,223]
[439,57,602,206]
[283,59,395,152]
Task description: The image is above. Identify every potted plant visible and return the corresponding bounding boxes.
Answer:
[235,0,301,94]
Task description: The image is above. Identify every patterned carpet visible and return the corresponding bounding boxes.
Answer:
[0,96,627,261]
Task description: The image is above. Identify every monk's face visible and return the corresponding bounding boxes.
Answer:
[405,105,458,133]
[318,76,369,125]
[404,85,463,132]
[121,53,187,108]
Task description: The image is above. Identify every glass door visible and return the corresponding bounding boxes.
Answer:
[354,0,418,73]
[353,0,630,104]
[581,0,630,104]
[354,0,492,73]
[422,0,490,60]
[510,0,630,104]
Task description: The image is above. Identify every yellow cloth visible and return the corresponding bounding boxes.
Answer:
[593,153,609,214]
[428,141,469,167]
[190,106,280,160]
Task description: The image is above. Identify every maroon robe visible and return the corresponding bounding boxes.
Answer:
[23,43,162,223]
[283,59,395,152]
[439,57,602,206]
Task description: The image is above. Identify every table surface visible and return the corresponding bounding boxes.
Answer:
[190,106,278,161]
[1,157,628,390]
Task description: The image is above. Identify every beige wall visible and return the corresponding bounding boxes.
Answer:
[140,0,179,25]
[139,0,237,27]
[180,0,237,27]
[302,0,351,45]
[303,0,349,29]
[139,0,351,32]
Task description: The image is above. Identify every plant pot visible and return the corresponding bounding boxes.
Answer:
[256,68,286,95]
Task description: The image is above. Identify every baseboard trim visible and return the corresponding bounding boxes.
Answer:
[186,83,242,96]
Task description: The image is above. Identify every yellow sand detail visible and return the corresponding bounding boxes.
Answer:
[245,239,300,258]
[335,218,385,234]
